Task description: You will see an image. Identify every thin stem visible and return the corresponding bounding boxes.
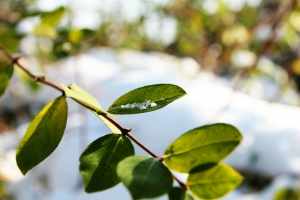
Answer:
[99,114,163,161]
[0,46,14,60]
[0,46,63,93]
[98,113,125,132]
[172,174,187,190]
[0,44,187,190]
[127,132,163,161]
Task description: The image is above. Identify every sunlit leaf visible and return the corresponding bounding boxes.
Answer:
[34,24,57,38]
[0,60,13,97]
[69,29,95,44]
[187,163,242,199]
[61,83,106,113]
[108,84,187,115]
[289,11,300,31]
[79,134,134,193]
[117,156,173,199]
[16,96,68,175]
[164,123,242,173]
[40,7,65,27]
[61,83,120,133]
[34,7,65,38]
[168,187,194,200]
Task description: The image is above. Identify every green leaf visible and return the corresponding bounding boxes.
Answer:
[187,163,242,199]
[69,29,95,44]
[0,60,13,97]
[107,84,187,115]
[40,7,66,27]
[79,134,134,193]
[117,156,173,199]
[168,187,194,200]
[61,83,120,133]
[164,123,242,173]
[16,96,68,175]
[34,7,65,38]
[61,83,107,114]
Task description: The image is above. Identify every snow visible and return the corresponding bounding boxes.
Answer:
[1,48,300,199]
[120,100,157,110]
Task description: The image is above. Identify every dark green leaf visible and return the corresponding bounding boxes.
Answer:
[164,123,242,173]
[16,96,68,175]
[0,60,13,97]
[61,83,120,133]
[168,187,194,200]
[187,163,242,199]
[117,156,173,199]
[79,134,134,193]
[107,84,187,115]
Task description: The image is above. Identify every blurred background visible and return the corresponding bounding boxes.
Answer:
[1,0,300,199]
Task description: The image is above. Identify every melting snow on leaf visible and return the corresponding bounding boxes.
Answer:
[121,100,157,110]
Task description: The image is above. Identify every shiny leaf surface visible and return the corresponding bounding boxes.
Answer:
[108,84,187,115]
[79,134,134,193]
[117,156,173,199]
[164,123,242,173]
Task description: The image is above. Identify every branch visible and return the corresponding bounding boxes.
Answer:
[172,174,187,190]
[0,45,186,189]
[214,0,297,73]
[0,46,64,93]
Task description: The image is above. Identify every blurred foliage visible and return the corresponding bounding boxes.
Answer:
[0,181,7,199]
[0,0,300,104]
[273,188,299,200]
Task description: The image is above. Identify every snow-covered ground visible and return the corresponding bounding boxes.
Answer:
[1,48,300,199]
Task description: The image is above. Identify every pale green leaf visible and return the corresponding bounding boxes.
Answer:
[16,96,68,175]
[107,84,187,115]
[34,7,65,38]
[164,123,242,173]
[69,29,95,44]
[61,83,109,114]
[40,7,65,27]
[0,61,13,97]
[97,115,121,134]
[187,163,242,199]
[61,83,120,133]
[117,156,173,199]
[79,134,134,193]
[168,187,194,200]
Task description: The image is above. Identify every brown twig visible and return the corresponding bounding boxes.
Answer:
[97,113,164,161]
[0,45,186,189]
[172,174,187,190]
[0,46,64,93]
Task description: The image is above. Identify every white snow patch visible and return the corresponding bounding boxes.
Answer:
[121,100,157,110]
